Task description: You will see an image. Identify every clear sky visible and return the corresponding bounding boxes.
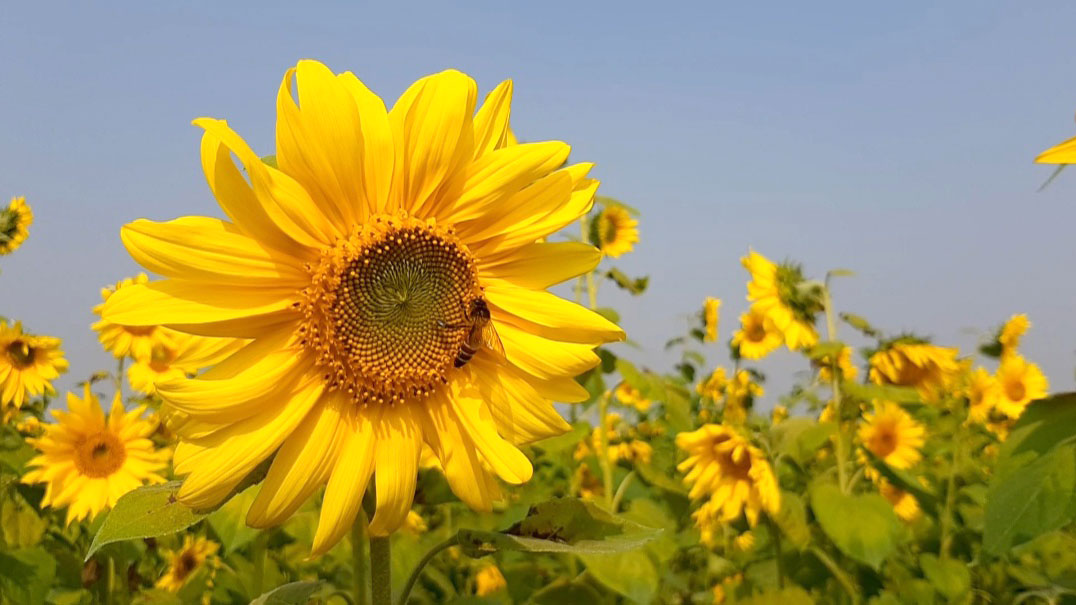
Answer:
[2,1,1075,404]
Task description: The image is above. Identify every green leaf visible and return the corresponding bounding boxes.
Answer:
[995,393,1076,475]
[740,587,815,605]
[841,381,921,404]
[456,498,661,557]
[605,268,649,295]
[919,553,971,600]
[131,589,184,605]
[249,581,322,605]
[594,307,620,325]
[984,442,1076,555]
[0,547,57,605]
[1,492,47,547]
[809,482,901,569]
[580,550,658,603]
[531,422,590,454]
[530,580,603,604]
[863,450,940,517]
[87,481,208,560]
[772,418,835,464]
[207,485,261,554]
[772,491,811,550]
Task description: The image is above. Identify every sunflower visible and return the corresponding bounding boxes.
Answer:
[857,402,925,470]
[741,250,819,350]
[93,274,182,360]
[101,60,622,553]
[0,322,69,411]
[966,367,1000,424]
[22,386,169,524]
[156,535,219,592]
[878,479,920,522]
[0,197,33,255]
[403,510,428,535]
[731,308,782,360]
[127,333,247,396]
[703,297,721,342]
[818,345,858,383]
[475,564,507,596]
[676,424,780,526]
[994,354,1048,419]
[868,340,961,402]
[697,367,728,401]
[614,381,651,413]
[595,204,638,258]
[771,405,789,425]
[999,314,1030,356]
[733,530,756,552]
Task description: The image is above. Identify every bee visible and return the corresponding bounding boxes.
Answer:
[440,298,505,368]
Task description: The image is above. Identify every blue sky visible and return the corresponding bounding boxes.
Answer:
[2,1,1075,403]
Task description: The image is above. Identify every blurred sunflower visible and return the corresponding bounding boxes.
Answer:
[0,321,68,411]
[102,60,621,552]
[22,387,169,524]
[741,250,820,350]
[156,535,219,592]
[93,274,181,360]
[475,564,507,596]
[879,479,920,522]
[994,354,1048,419]
[595,204,638,258]
[818,345,858,383]
[1036,134,1076,164]
[403,510,428,535]
[731,308,782,360]
[868,339,960,402]
[771,405,788,425]
[999,314,1030,356]
[127,333,247,396]
[733,530,756,552]
[966,367,1000,424]
[858,402,925,470]
[697,367,728,401]
[614,381,651,413]
[0,196,33,255]
[703,297,721,342]
[676,424,780,525]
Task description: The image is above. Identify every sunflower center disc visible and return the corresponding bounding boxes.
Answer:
[300,214,482,405]
[75,432,127,478]
[6,340,34,369]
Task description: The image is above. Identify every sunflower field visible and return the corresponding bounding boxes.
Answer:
[2,60,1076,605]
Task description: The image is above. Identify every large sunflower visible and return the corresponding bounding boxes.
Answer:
[857,401,925,470]
[102,60,622,553]
[869,340,961,402]
[22,387,169,524]
[93,274,182,360]
[676,424,780,526]
[0,321,68,411]
[994,354,1048,419]
[0,196,33,255]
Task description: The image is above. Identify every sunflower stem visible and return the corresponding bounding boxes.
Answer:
[251,530,268,597]
[586,270,598,310]
[611,470,635,512]
[397,536,457,605]
[351,512,369,605]
[810,546,860,604]
[105,554,115,605]
[767,515,785,589]
[597,392,615,509]
[940,417,965,560]
[822,280,849,494]
[369,535,391,605]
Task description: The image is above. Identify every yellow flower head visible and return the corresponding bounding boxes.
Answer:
[995,354,1048,419]
[475,564,507,596]
[22,387,169,524]
[818,345,858,383]
[697,367,728,401]
[676,424,780,526]
[741,250,820,350]
[614,381,651,413]
[126,333,247,396]
[15,415,43,435]
[966,367,1000,424]
[595,204,638,258]
[771,405,789,426]
[858,402,925,470]
[878,479,920,522]
[0,322,69,411]
[156,535,219,592]
[999,314,1030,356]
[869,340,960,402]
[0,197,33,255]
[92,274,183,360]
[703,297,721,342]
[731,308,782,360]
[403,510,428,535]
[100,61,622,553]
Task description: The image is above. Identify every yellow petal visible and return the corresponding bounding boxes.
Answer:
[496,322,599,380]
[446,382,532,484]
[479,243,601,289]
[311,410,376,556]
[337,71,395,216]
[102,279,298,329]
[456,170,573,243]
[485,284,624,345]
[473,80,513,158]
[479,179,598,254]
[446,142,570,223]
[367,405,422,536]
[1036,134,1076,164]
[469,358,571,444]
[418,392,497,511]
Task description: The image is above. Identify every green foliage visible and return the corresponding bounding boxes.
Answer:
[810,483,902,569]
[87,481,208,559]
[604,268,649,295]
[248,581,323,605]
[919,553,971,600]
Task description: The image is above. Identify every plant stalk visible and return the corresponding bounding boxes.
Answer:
[822,282,849,494]
[351,512,369,605]
[597,392,615,509]
[251,531,268,597]
[397,536,457,605]
[369,535,391,605]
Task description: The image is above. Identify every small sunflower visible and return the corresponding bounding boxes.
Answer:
[403,510,428,535]
[995,354,1048,419]
[731,308,782,360]
[818,345,858,383]
[703,297,721,342]
[102,61,621,553]
[857,402,925,470]
[156,535,219,592]
[22,387,170,524]
[741,250,820,350]
[868,340,961,402]
[475,564,507,596]
[0,197,33,255]
[878,479,920,522]
[965,367,1000,424]
[0,322,69,411]
[771,405,789,425]
[614,381,651,413]
[92,274,182,360]
[697,367,728,401]
[999,314,1030,356]
[127,333,247,396]
[595,204,638,258]
[676,424,780,526]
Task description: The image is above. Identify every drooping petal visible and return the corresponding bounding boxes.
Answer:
[445,381,532,484]
[496,322,600,380]
[338,71,395,216]
[485,283,624,345]
[418,391,498,511]
[468,358,571,445]
[311,409,376,556]
[367,405,423,536]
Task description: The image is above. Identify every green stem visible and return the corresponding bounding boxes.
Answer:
[810,547,859,604]
[397,536,457,605]
[105,555,115,605]
[822,282,849,494]
[768,516,785,589]
[251,531,268,597]
[586,270,598,310]
[369,536,391,605]
[115,357,126,401]
[575,216,588,304]
[940,423,964,559]
[610,470,635,512]
[351,512,369,605]
[597,392,615,509]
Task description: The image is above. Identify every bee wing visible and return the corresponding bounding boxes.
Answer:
[481,321,507,359]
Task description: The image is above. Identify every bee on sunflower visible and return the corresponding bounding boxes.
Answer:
[0,196,33,255]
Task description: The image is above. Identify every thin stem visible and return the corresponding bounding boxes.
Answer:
[105,555,115,605]
[822,282,849,494]
[940,422,964,559]
[574,216,588,304]
[596,392,615,509]
[369,536,391,605]
[810,547,859,604]
[115,357,126,401]
[768,516,785,589]
[611,470,635,512]
[351,512,369,605]
[586,270,598,310]
[397,536,457,605]
[251,531,268,597]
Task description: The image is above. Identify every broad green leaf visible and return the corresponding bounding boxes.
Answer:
[984,442,1076,555]
[579,550,658,604]
[0,547,57,605]
[530,580,603,604]
[87,481,208,559]
[1,492,47,547]
[131,589,184,605]
[919,553,971,600]
[249,581,322,605]
[810,483,901,569]
[863,451,940,516]
[995,393,1076,475]
[740,587,815,605]
[772,418,835,464]
[457,498,660,557]
[772,491,811,550]
[207,485,261,554]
